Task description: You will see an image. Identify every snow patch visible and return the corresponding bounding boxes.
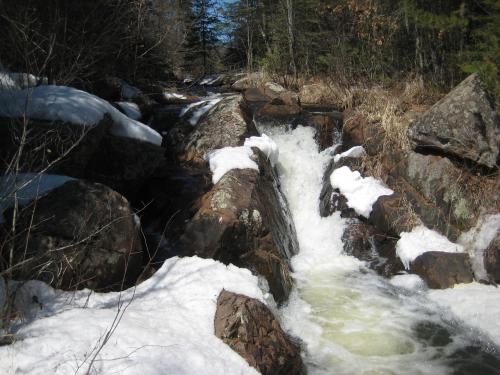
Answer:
[180,96,223,126]
[199,75,223,86]
[244,134,279,166]
[333,146,366,163]
[396,225,464,270]
[164,92,187,100]
[329,166,393,218]
[0,174,75,223]
[0,71,47,91]
[0,86,162,145]
[0,256,263,375]
[207,146,258,184]
[116,102,141,120]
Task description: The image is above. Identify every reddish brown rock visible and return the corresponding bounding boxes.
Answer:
[214,290,305,375]
[342,111,385,156]
[257,102,302,120]
[411,252,474,289]
[369,194,415,237]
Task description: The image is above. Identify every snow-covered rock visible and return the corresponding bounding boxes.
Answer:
[116,101,141,120]
[0,85,162,145]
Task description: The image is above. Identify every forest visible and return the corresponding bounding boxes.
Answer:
[0,0,498,97]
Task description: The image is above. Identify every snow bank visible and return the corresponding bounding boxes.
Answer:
[244,133,279,166]
[0,256,263,375]
[329,166,393,218]
[0,174,75,223]
[333,146,366,163]
[207,146,258,184]
[396,225,464,270]
[116,101,141,120]
[0,86,162,145]
[428,282,500,343]
[458,214,500,279]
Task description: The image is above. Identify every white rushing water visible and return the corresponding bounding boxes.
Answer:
[261,125,500,375]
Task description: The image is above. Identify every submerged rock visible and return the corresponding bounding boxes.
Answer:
[411,251,474,289]
[179,150,298,304]
[408,73,499,169]
[214,290,305,375]
[7,180,143,291]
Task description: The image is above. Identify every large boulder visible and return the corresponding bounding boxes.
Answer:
[408,74,499,169]
[7,180,143,291]
[167,95,256,166]
[178,151,298,304]
[0,115,110,176]
[369,194,417,237]
[342,110,385,156]
[387,152,499,241]
[214,290,305,375]
[411,251,474,289]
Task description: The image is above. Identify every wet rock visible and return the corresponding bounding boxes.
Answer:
[408,74,499,168]
[150,104,185,133]
[178,150,298,304]
[9,180,143,291]
[411,251,474,289]
[342,220,403,277]
[342,110,385,156]
[214,290,305,375]
[298,112,342,151]
[484,233,500,283]
[257,102,302,121]
[167,95,256,166]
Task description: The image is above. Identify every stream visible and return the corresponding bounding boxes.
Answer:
[258,124,500,375]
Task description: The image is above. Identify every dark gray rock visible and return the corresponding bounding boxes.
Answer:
[411,251,474,289]
[408,74,499,168]
[214,290,305,375]
[484,233,500,283]
[9,180,143,291]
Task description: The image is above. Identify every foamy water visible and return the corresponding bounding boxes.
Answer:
[261,125,500,375]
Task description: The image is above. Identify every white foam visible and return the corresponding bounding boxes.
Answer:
[390,274,427,291]
[330,166,393,218]
[396,225,464,270]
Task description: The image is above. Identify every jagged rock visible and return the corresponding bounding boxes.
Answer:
[178,150,298,304]
[297,112,343,151]
[231,73,263,92]
[411,252,474,289]
[167,95,256,166]
[408,74,499,168]
[343,110,385,156]
[214,290,305,375]
[387,152,500,241]
[484,233,500,283]
[8,180,143,291]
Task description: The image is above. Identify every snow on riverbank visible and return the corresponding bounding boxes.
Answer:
[0,86,162,145]
[0,256,263,375]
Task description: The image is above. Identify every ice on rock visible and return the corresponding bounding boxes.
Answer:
[0,85,162,145]
[329,166,393,218]
[396,225,464,270]
[207,146,258,184]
